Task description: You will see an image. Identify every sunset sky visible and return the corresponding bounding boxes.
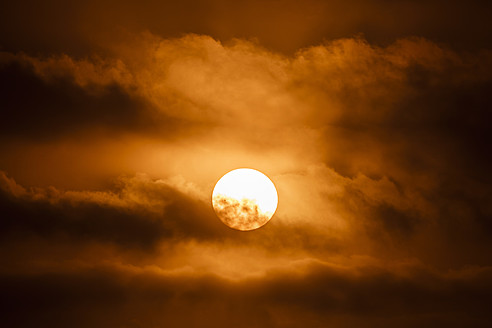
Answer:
[1,1,492,327]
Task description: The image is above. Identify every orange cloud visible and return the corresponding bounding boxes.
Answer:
[1,31,492,327]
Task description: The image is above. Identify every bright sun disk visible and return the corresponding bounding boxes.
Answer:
[212,168,278,231]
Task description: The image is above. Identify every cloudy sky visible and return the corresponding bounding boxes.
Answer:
[1,1,492,327]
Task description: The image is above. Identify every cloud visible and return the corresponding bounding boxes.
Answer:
[1,31,492,327]
[212,195,270,231]
[1,258,491,327]
[0,53,185,140]
[0,171,226,250]
[3,35,490,157]
[1,34,492,262]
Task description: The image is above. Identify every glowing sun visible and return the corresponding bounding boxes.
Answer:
[212,168,278,231]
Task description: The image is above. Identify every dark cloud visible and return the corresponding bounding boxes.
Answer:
[371,204,420,237]
[1,261,491,327]
[399,68,492,182]
[0,171,350,255]
[0,56,184,140]
[299,39,492,268]
[212,195,270,231]
[0,171,225,250]
[320,44,492,182]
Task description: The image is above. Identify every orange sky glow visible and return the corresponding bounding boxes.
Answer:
[1,1,492,327]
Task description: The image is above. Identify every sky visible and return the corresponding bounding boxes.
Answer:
[1,1,492,327]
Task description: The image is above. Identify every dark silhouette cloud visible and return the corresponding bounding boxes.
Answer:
[1,261,491,327]
[0,56,185,140]
[0,171,226,250]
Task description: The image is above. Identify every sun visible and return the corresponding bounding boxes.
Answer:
[212,168,278,231]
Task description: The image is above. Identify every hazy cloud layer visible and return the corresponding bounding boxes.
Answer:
[1,29,492,327]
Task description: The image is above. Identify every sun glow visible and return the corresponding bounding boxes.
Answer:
[212,168,278,231]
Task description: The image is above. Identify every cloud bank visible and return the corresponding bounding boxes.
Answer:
[1,32,491,326]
